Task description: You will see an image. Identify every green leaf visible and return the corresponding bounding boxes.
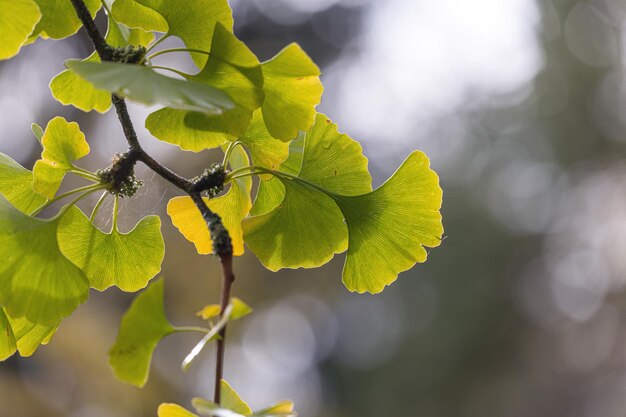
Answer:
[111,0,168,33]
[0,0,41,60]
[31,123,44,143]
[192,384,295,417]
[238,110,290,173]
[115,0,233,68]
[57,206,165,292]
[146,23,263,152]
[66,60,234,114]
[32,117,90,199]
[30,0,101,40]
[109,279,175,387]
[253,401,295,417]
[333,151,444,293]
[0,309,16,361]
[0,153,47,215]
[221,380,253,416]
[243,114,371,270]
[261,43,323,141]
[0,197,89,325]
[5,309,59,357]
[50,16,155,113]
[158,404,199,417]
[168,147,252,256]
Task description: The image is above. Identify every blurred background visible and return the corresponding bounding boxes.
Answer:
[2,0,626,416]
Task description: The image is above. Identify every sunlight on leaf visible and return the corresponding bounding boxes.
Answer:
[239,110,290,173]
[57,206,165,292]
[32,117,90,199]
[182,303,232,371]
[118,0,233,68]
[51,16,154,113]
[0,197,89,325]
[0,0,41,60]
[334,151,444,293]
[30,0,101,40]
[147,23,263,151]
[0,153,47,215]
[221,380,253,416]
[158,403,200,417]
[4,308,59,357]
[0,309,16,361]
[112,0,168,33]
[254,400,296,417]
[197,297,252,321]
[243,114,371,270]
[66,60,234,114]
[196,304,221,320]
[261,44,323,141]
[109,279,174,387]
[168,148,251,256]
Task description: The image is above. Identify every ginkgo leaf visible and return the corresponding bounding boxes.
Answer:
[66,60,234,114]
[221,380,253,416]
[109,279,175,387]
[32,117,90,199]
[115,0,233,68]
[30,0,101,40]
[5,309,59,358]
[0,197,89,325]
[0,153,46,215]
[0,309,16,361]
[261,43,323,141]
[158,404,200,417]
[31,123,44,143]
[50,15,155,113]
[238,110,290,172]
[111,0,168,33]
[243,114,371,270]
[253,401,295,417]
[333,151,444,293]
[57,206,165,292]
[168,148,252,256]
[197,298,252,321]
[0,0,41,60]
[146,23,263,152]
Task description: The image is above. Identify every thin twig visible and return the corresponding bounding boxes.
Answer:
[69,0,236,404]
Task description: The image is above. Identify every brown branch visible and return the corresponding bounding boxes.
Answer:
[70,0,234,403]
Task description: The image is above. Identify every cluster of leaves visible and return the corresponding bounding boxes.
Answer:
[0,0,444,414]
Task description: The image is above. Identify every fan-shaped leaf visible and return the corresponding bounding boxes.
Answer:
[158,404,199,417]
[32,117,90,199]
[109,279,174,387]
[238,110,290,172]
[146,23,263,151]
[66,60,234,114]
[51,16,154,113]
[261,44,323,141]
[334,151,444,293]
[0,0,41,60]
[0,309,16,361]
[57,206,165,292]
[4,309,59,358]
[0,153,46,215]
[0,197,89,325]
[168,148,251,256]
[115,0,233,68]
[243,114,371,270]
[30,0,101,40]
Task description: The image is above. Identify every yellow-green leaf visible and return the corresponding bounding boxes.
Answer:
[333,151,444,293]
[57,206,165,292]
[4,309,59,358]
[50,16,154,113]
[0,309,16,361]
[147,23,263,152]
[111,0,168,33]
[0,0,41,60]
[66,60,234,114]
[196,304,221,320]
[0,153,47,215]
[121,0,233,68]
[261,44,323,141]
[168,148,252,256]
[158,404,199,417]
[32,117,90,199]
[243,114,371,270]
[0,197,89,325]
[239,110,290,173]
[254,401,295,417]
[109,279,175,387]
[30,0,101,40]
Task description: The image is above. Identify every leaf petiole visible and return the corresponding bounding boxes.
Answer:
[174,326,210,334]
[30,183,109,216]
[149,65,191,78]
[222,141,246,167]
[145,33,171,54]
[90,191,109,221]
[147,47,212,61]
